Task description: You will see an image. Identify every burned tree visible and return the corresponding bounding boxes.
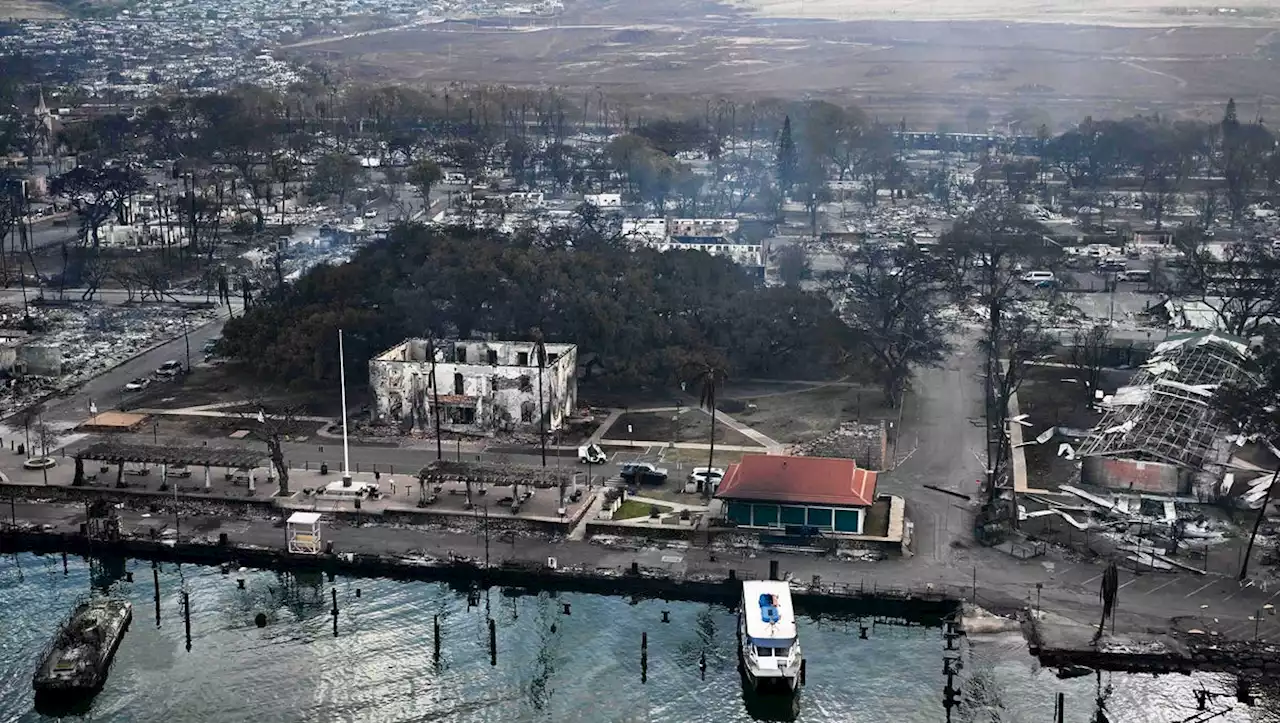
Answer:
[942,202,1060,516]
[1068,324,1112,403]
[823,243,953,406]
[49,164,146,249]
[1177,237,1280,338]
[244,402,305,496]
[983,307,1055,511]
[1214,330,1280,581]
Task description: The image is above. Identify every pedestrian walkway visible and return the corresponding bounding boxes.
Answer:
[567,489,604,541]
[587,409,624,444]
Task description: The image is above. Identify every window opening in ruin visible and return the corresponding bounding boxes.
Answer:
[453,373,464,395]
[487,349,498,365]
[517,351,529,366]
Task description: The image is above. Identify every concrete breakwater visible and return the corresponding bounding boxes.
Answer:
[0,528,956,621]
[4,492,1280,682]
[1025,611,1280,681]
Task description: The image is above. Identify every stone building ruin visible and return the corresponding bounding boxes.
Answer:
[369,338,578,434]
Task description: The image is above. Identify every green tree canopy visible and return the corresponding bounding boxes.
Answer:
[221,225,853,389]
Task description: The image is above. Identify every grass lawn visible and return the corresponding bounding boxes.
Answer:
[661,447,750,468]
[613,499,672,520]
[607,410,760,447]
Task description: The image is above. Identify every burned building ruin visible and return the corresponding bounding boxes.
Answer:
[369,339,578,433]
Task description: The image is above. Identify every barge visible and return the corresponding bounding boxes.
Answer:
[33,597,132,699]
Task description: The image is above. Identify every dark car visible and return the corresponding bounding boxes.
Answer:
[619,462,669,486]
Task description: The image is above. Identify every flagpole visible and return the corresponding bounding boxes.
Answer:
[339,329,352,486]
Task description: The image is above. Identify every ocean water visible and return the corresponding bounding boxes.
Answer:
[0,553,1276,722]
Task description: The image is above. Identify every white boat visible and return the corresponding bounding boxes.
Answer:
[738,580,803,693]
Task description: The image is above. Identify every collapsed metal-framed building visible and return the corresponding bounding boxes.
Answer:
[1078,332,1256,498]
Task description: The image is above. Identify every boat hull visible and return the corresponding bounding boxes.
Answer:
[33,599,132,702]
[741,663,802,694]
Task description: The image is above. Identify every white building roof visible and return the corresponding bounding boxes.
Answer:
[287,512,322,525]
[741,580,798,641]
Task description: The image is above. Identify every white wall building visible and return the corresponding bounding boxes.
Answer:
[369,339,578,433]
[621,218,668,243]
[584,192,622,209]
[660,237,764,269]
[668,218,739,238]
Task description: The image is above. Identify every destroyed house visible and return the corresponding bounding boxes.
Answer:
[369,339,578,433]
[1078,332,1255,497]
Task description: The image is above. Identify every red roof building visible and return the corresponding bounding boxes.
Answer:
[716,454,878,535]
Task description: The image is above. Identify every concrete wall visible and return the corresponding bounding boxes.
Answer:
[1081,456,1187,495]
[370,340,577,432]
[18,343,61,376]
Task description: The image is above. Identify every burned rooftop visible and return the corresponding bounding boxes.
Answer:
[1079,332,1256,477]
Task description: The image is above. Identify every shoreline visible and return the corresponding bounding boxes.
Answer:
[4,498,1280,682]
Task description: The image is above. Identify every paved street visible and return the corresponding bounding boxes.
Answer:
[879,333,986,569]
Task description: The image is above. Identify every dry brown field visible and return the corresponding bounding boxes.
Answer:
[289,0,1280,125]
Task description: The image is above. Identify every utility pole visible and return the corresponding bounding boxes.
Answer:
[181,309,191,371]
[535,336,547,468]
[483,504,490,567]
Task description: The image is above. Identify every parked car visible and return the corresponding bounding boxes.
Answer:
[619,462,669,485]
[155,360,183,378]
[578,443,607,465]
[1019,270,1056,287]
[1096,259,1127,273]
[688,466,725,490]
[1116,269,1151,283]
[123,377,151,392]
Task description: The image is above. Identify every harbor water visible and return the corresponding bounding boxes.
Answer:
[0,553,1277,722]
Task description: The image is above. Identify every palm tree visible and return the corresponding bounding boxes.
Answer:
[1212,332,1280,581]
[687,361,728,501]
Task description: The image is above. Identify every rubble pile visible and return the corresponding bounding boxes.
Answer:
[793,421,887,470]
[1024,484,1238,572]
[44,304,219,381]
[0,303,219,417]
[841,198,956,241]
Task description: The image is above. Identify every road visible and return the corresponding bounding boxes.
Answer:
[34,310,233,425]
[0,289,225,306]
[877,332,987,571]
